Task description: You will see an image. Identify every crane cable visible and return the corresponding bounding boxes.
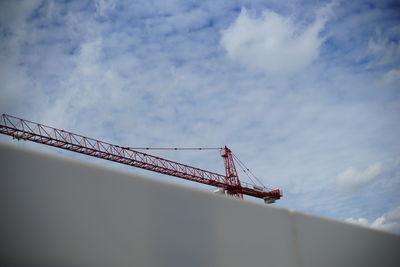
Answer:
[129,147,223,150]
[232,153,269,190]
[233,157,258,186]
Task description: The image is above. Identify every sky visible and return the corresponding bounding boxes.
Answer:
[0,0,399,235]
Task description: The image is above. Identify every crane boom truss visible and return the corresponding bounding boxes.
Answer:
[0,114,281,201]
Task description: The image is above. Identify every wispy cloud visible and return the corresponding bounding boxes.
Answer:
[367,25,400,68]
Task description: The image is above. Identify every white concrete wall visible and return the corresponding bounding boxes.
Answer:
[0,143,399,267]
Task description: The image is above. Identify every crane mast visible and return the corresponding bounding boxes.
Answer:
[221,146,243,198]
[0,114,281,203]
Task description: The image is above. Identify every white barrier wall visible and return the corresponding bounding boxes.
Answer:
[0,143,399,267]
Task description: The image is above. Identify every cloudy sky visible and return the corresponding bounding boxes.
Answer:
[1,0,399,234]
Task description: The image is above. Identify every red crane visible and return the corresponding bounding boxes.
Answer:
[0,114,281,203]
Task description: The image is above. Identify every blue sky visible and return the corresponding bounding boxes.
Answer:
[1,0,399,234]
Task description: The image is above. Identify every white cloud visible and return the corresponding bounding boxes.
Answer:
[220,4,333,75]
[370,206,400,233]
[336,162,382,191]
[345,217,369,227]
[345,206,400,234]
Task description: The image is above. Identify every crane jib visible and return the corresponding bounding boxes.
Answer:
[0,114,281,202]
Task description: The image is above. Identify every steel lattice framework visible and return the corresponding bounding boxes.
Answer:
[0,114,281,202]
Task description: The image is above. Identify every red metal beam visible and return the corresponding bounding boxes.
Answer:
[0,114,281,201]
